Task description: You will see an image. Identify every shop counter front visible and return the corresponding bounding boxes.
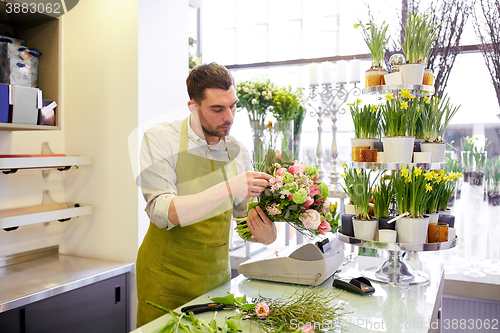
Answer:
[133,255,444,333]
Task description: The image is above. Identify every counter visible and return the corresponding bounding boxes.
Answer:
[132,256,444,333]
[0,249,135,312]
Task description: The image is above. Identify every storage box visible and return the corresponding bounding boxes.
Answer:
[11,85,39,125]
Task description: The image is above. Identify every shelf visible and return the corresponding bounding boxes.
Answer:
[350,161,444,170]
[0,156,91,173]
[362,84,435,96]
[1,203,93,230]
[0,123,60,131]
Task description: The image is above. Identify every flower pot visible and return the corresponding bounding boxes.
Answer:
[353,217,378,240]
[438,208,452,216]
[420,142,446,163]
[384,72,402,85]
[351,138,377,150]
[427,212,439,223]
[340,214,355,237]
[365,69,387,87]
[399,63,425,85]
[422,68,433,86]
[396,215,430,243]
[438,214,455,228]
[413,152,431,163]
[381,136,415,163]
[378,216,396,230]
[379,229,397,243]
[360,148,378,162]
[427,222,448,243]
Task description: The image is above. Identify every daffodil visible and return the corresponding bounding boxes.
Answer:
[426,184,432,192]
[370,105,378,113]
[414,167,423,176]
[401,101,408,110]
[401,167,409,177]
[385,92,394,101]
[354,23,360,29]
[424,96,430,104]
[400,89,412,99]
[424,171,433,181]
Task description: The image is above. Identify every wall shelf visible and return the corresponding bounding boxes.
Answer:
[0,123,60,131]
[0,156,91,173]
[1,202,93,230]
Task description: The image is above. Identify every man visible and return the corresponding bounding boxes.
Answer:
[136,63,277,326]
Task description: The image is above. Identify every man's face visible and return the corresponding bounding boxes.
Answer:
[196,86,238,143]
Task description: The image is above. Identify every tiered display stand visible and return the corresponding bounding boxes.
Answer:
[337,83,457,286]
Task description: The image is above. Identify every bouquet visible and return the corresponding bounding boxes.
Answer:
[235,149,339,241]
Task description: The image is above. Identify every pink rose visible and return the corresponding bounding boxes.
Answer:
[299,209,321,230]
[313,198,323,206]
[276,153,281,160]
[303,196,314,209]
[255,302,269,317]
[288,194,294,201]
[318,220,332,235]
[289,162,305,175]
[308,184,321,197]
[275,168,287,177]
[313,174,319,182]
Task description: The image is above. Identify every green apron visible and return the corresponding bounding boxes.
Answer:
[136,117,238,327]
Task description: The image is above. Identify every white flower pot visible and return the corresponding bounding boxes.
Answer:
[381,137,415,163]
[384,72,402,85]
[413,151,431,163]
[399,63,425,85]
[396,216,430,243]
[427,212,439,223]
[351,138,378,150]
[420,142,446,163]
[438,208,452,216]
[353,218,378,240]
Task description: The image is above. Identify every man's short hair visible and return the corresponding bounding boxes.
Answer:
[186,63,235,103]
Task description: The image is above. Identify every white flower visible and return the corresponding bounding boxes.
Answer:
[243,87,249,93]
[251,98,258,105]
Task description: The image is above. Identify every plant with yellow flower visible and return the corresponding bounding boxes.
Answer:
[372,172,394,218]
[437,171,463,211]
[420,94,460,142]
[393,166,432,218]
[340,165,380,220]
[355,21,390,69]
[380,90,421,137]
[348,98,382,139]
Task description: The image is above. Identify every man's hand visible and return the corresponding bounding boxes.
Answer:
[228,171,271,199]
[247,206,276,245]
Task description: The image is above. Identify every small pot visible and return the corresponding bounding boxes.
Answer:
[365,69,388,87]
[413,151,431,164]
[378,216,396,230]
[373,140,384,152]
[427,212,440,223]
[396,215,430,243]
[420,142,446,163]
[438,214,455,228]
[422,68,434,86]
[469,171,484,186]
[340,214,355,237]
[399,63,425,85]
[381,136,415,163]
[428,222,448,243]
[353,217,378,241]
[384,72,402,85]
[438,208,452,216]
[345,204,356,215]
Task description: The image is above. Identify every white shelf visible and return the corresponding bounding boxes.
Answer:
[351,161,444,170]
[0,156,91,172]
[1,203,93,230]
[362,84,435,95]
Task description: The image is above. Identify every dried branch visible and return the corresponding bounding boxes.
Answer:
[473,0,500,108]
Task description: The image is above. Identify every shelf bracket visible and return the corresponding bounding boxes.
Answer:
[41,189,72,226]
[41,141,54,178]
[2,168,18,174]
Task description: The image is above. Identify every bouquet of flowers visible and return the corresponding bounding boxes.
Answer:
[236,78,276,124]
[235,149,339,241]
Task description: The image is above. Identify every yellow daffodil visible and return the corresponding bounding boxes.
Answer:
[341,162,347,168]
[424,171,433,181]
[400,89,412,99]
[414,167,423,176]
[401,101,408,110]
[424,96,430,104]
[401,167,409,177]
[340,174,344,178]
[426,184,432,192]
[436,176,442,183]
[354,98,362,106]
[354,23,360,29]
[385,92,394,101]
[409,94,415,100]
[370,105,378,113]
[405,177,412,183]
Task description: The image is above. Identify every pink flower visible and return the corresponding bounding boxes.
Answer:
[313,198,323,206]
[303,196,314,209]
[269,176,284,192]
[288,194,294,201]
[276,153,281,160]
[320,199,330,213]
[299,209,321,230]
[266,203,281,216]
[313,174,319,182]
[317,220,332,235]
[308,184,321,197]
[289,162,305,175]
[255,302,269,317]
[301,323,315,333]
[275,168,287,177]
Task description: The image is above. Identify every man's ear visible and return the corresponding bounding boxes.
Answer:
[188,101,197,114]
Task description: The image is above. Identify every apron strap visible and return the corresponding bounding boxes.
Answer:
[179,117,190,153]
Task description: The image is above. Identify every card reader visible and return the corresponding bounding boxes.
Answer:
[333,277,375,296]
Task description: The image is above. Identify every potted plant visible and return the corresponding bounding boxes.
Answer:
[348,98,381,159]
[442,156,463,208]
[373,172,395,232]
[355,21,390,87]
[393,166,433,243]
[271,85,301,157]
[380,91,416,163]
[424,170,447,223]
[488,157,500,206]
[341,165,380,240]
[400,13,439,85]
[236,78,276,170]
[420,94,460,163]
[461,136,475,182]
[470,138,490,186]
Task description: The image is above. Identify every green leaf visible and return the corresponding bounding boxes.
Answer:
[234,295,247,305]
[226,319,242,331]
[240,303,257,311]
[210,294,234,305]
[231,312,246,320]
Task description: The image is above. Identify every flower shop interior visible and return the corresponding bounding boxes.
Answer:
[1,0,500,332]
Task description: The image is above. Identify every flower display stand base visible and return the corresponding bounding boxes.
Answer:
[337,231,457,286]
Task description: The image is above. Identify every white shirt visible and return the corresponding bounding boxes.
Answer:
[139,116,253,229]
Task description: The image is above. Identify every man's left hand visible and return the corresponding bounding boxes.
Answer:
[247,206,277,245]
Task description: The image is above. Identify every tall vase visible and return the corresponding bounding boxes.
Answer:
[292,132,301,161]
[249,120,270,171]
[274,120,294,158]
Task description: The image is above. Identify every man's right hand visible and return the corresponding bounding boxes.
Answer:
[228,171,271,199]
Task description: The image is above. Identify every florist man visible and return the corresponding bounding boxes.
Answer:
[136,63,277,326]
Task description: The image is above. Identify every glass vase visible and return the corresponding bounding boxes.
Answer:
[249,120,270,171]
[273,120,294,159]
[470,151,487,186]
[461,151,473,183]
[292,132,301,161]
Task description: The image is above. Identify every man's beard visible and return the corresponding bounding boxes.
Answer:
[198,111,231,140]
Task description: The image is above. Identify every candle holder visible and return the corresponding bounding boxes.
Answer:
[305,81,361,198]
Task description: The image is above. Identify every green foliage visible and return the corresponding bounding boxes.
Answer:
[372,172,394,218]
[401,12,439,64]
[348,98,382,138]
[340,165,380,220]
[271,86,301,121]
[355,21,390,68]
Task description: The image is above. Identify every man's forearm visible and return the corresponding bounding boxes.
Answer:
[168,181,231,226]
